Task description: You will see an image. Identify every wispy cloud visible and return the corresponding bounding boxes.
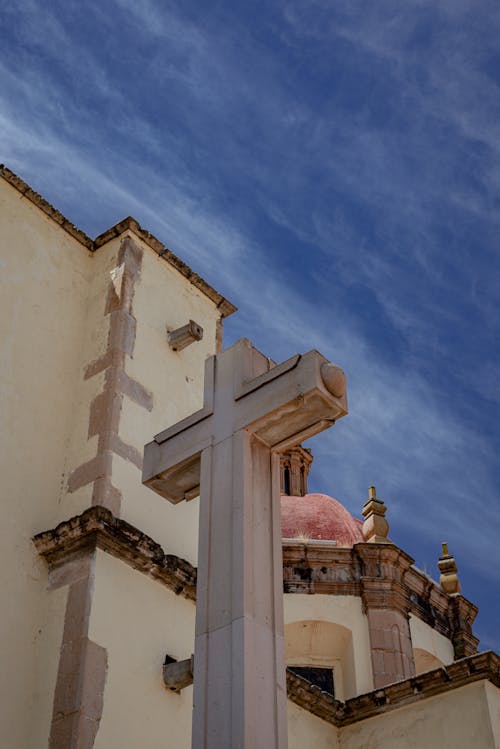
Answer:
[1,0,499,647]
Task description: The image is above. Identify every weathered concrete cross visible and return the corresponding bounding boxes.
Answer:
[143,338,347,749]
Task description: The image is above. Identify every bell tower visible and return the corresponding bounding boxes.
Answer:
[279,446,313,496]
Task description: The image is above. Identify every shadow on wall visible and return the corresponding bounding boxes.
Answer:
[413,648,444,675]
[285,620,356,702]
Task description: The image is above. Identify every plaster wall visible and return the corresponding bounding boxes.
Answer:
[0,180,93,747]
[485,682,500,749]
[89,550,195,749]
[284,595,373,698]
[339,681,498,749]
[59,238,120,518]
[409,613,454,673]
[115,239,221,564]
[287,701,339,749]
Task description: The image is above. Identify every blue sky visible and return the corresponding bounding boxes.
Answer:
[2,0,499,649]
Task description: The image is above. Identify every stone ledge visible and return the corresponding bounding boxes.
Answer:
[0,165,236,318]
[33,505,197,601]
[282,540,478,650]
[286,650,500,727]
[34,509,478,642]
[34,509,497,727]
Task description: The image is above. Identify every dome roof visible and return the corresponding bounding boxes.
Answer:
[281,493,364,546]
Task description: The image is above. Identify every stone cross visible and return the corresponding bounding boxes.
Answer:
[143,338,347,749]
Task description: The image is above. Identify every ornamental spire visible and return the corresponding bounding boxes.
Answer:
[438,542,461,594]
[361,485,391,543]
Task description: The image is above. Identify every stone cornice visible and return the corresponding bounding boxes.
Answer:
[283,543,361,596]
[0,164,236,318]
[287,651,500,728]
[34,508,493,727]
[282,539,478,645]
[33,506,196,601]
[35,511,477,647]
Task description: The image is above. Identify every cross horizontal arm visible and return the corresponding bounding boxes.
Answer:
[143,416,211,503]
[143,339,347,505]
[231,348,347,445]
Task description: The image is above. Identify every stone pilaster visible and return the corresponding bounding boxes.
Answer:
[448,595,480,659]
[355,543,416,688]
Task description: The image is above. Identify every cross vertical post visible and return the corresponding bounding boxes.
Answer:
[143,338,348,749]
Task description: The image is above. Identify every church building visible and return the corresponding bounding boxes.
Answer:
[1,164,498,748]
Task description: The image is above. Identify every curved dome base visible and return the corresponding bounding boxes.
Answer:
[281,493,364,546]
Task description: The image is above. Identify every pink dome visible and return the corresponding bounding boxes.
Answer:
[281,493,364,546]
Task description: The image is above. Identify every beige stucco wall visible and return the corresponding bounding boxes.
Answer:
[409,613,455,673]
[59,237,120,518]
[0,179,93,746]
[0,181,220,745]
[113,234,221,564]
[288,701,339,749]
[89,550,195,749]
[284,595,373,699]
[339,681,499,749]
[485,682,500,749]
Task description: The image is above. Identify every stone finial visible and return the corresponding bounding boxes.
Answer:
[362,485,391,543]
[438,542,461,595]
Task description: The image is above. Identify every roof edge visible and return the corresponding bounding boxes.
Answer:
[95,216,237,317]
[0,165,237,318]
[0,164,94,249]
[287,650,500,727]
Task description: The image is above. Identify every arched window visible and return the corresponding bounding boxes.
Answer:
[285,620,355,701]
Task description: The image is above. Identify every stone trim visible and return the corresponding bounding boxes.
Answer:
[36,511,474,649]
[48,551,108,748]
[33,505,197,601]
[282,540,478,649]
[286,650,500,728]
[35,510,492,732]
[449,594,481,658]
[0,164,236,317]
[68,236,150,514]
[94,217,236,317]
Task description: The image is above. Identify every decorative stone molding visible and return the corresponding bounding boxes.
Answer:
[35,511,477,660]
[35,508,488,732]
[283,542,361,596]
[282,539,478,657]
[286,650,500,728]
[355,543,414,614]
[33,506,197,601]
[449,595,480,659]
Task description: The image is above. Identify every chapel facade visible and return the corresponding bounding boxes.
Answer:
[0,165,498,748]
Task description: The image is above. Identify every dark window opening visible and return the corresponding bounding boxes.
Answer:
[288,666,334,696]
[284,467,291,496]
